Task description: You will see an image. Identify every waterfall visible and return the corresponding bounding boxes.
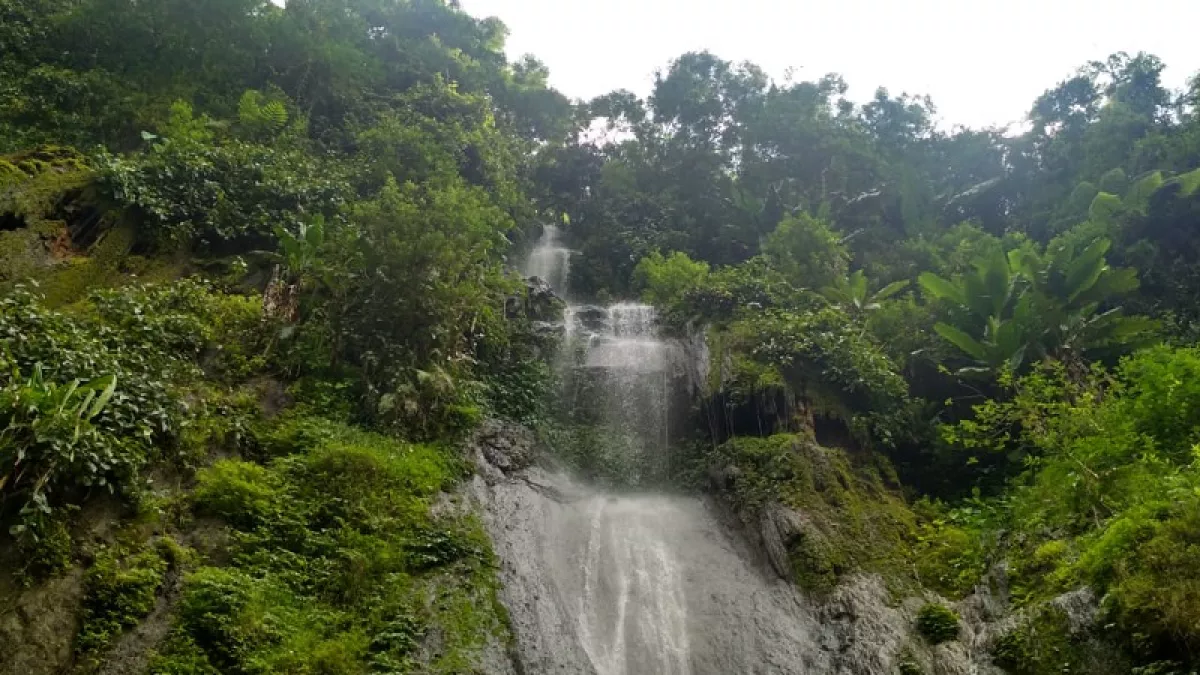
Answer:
[559,301,672,483]
[477,226,830,674]
[522,224,573,299]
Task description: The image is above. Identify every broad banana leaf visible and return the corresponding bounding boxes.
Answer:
[979,249,1012,318]
[1125,170,1164,213]
[849,269,868,301]
[85,374,117,420]
[1064,238,1110,303]
[934,322,989,361]
[1176,167,1200,198]
[918,272,967,306]
[873,280,910,302]
[1074,267,1140,306]
[1088,192,1124,225]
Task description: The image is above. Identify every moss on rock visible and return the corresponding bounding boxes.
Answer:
[0,146,111,292]
[707,434,918,593]
[76,543,169,656]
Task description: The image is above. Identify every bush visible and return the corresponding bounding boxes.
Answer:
[916,603,960,644]
[1117,346,1200,460]
[0,280,271,540]
[990,605,1110,675]
[193,460,291,530]
[16,513,74,580]
[633,250,710,306]
[78,545,168,654]
[147,634,219,675]
[913,516,989,598]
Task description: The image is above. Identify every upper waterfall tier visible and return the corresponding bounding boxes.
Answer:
[564,304,666,372]
[523,224,572,299]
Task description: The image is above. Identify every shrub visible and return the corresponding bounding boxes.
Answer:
[990,605,1106,674]
[193,460,290,530]
[1117,346,1200,460]
[0,280,270,540]
[78,545,167,654]
[146,633,219,675]
[15,513,74,579]
[916,603,960,644]
[633,250,710,306]
[97,138,350,250]
[175,567,258,668]
[913,517,989,598]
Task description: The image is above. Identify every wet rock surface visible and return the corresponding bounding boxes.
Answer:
[471,418,537,475]
[0,568,85,675]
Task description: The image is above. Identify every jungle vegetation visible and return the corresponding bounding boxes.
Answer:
[2,0,1200,672]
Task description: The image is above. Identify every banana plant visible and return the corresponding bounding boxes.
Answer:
[273,215,326,280]
[1,365,117,502]
[919,237,1152,375]
[1017,237,1153,361]
[820,269,910,315]
[1087,167,1200,226]
[919,248,1031,373]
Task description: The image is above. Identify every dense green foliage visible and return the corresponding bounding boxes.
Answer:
[0,0,566,670]
[150,416,506,674]
[915,603,960,645]
[2,0,1200,672]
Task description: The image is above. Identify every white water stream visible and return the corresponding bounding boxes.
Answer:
[486,226,830,674]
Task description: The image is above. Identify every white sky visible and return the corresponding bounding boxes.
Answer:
[458,0,1200,131]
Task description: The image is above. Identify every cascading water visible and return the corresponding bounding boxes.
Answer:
[558,301,673,483]
[477,226,833,674]
[523,224,573,299]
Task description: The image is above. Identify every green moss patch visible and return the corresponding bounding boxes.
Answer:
[76,541,172,656]
[708,434,918,593]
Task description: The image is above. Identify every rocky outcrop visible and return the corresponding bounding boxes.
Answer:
[759,500,813,579]
[470,418,537,477]
[0,568,85,675]
[507,276,563,324]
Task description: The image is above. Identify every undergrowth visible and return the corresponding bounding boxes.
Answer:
[148,414,509,674]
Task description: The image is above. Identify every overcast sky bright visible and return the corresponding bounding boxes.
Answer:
[458,0,1200,131]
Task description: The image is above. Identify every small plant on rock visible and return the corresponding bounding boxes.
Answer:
[916,602,960,645]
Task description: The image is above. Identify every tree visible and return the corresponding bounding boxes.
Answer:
[633,251,710,307]
[763,213,849,290]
